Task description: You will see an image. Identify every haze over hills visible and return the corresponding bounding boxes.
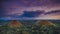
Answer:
[0,20,59,26]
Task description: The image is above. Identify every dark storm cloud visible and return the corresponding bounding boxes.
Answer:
[21,10,44,17]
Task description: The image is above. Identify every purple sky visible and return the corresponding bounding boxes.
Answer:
[0,0,60,20]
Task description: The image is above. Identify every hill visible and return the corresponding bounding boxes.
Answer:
[36,20,56,26]
[7,20,23,28]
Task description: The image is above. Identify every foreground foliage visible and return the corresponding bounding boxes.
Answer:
[0,24,60,34]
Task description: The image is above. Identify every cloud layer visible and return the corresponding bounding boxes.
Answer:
[0,0,60,20]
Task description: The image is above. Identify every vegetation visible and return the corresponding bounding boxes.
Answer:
[0,20,60,34]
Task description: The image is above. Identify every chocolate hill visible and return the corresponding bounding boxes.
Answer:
[36,20,55,26]
[8,20,23,28]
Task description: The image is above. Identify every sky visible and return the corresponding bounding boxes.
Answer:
[0,0,60,20]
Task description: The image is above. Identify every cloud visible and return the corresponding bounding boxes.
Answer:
[44,10,60,15]
[21,10,44,17]
[0,0,60,20]
[1,0,60,16]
